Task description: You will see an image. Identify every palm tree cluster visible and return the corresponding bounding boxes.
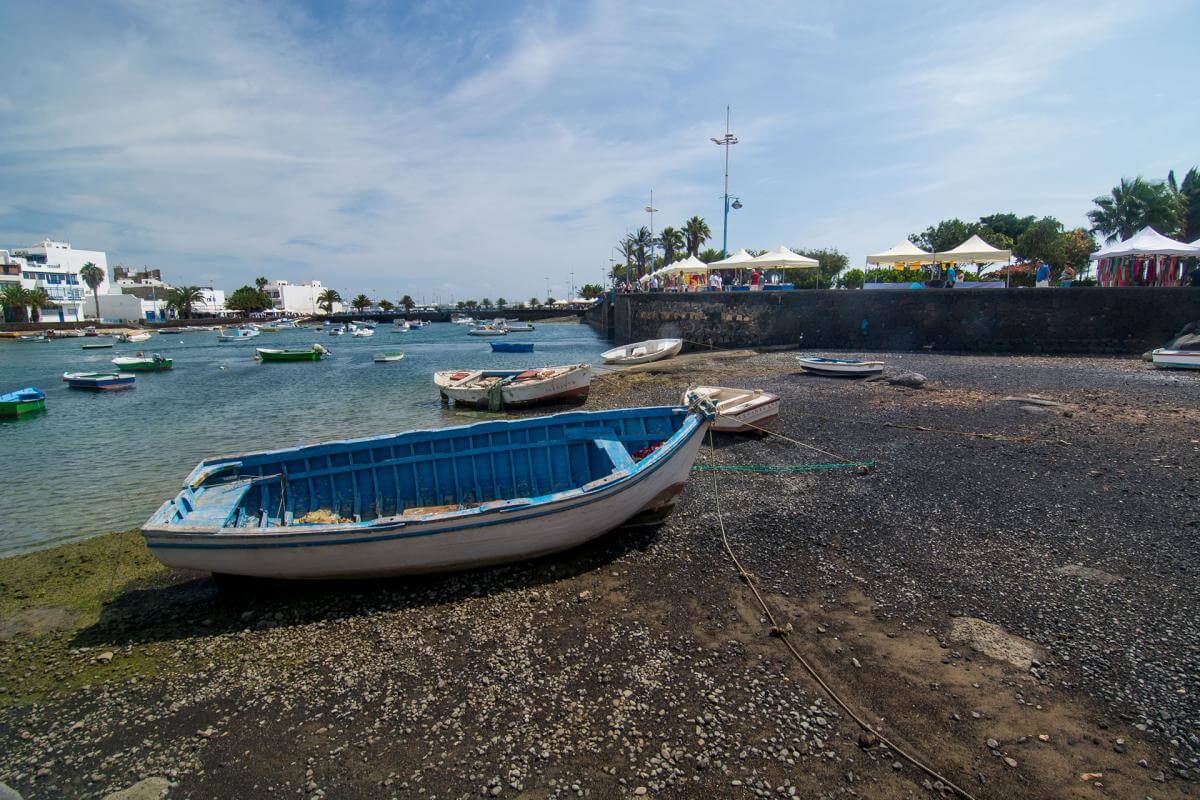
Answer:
[0,284,53,322]
[1088,168,1200,243]
[614,216,713,280]
[165,286,206,319]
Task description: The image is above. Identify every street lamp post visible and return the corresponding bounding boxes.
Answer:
[711,106,739,259]
[644,190,658,278]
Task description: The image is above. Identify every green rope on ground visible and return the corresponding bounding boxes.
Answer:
[692,460,874,474]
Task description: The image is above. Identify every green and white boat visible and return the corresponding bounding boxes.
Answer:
[112,354,173,372]
[0,387,46,418]
[256,344,329,363]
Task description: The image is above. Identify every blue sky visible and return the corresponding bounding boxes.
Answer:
[1,0,1197,302]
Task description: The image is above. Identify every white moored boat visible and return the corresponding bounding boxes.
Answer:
[435,364,591,410]
[796,355,884,377]
[117,331,152,343]
[502,319,534,332]
[467,324,507,337]
[141,405,712,580]
[683,386,780,433]
[1151,349,1200,369]
[601,338,683,365]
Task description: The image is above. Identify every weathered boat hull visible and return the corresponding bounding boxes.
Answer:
[1151,349,1200,370]
[63,372,136,390]
[601,339,683,365]
[436,365,592,409]
[256,348,326,362]
[796,356,884,377]
[142,407,709,579]
[684,387,780,432]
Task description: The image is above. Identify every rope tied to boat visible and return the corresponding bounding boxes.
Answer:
[704,429,978,800]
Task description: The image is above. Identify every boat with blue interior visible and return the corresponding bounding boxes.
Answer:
[141,405,712,579]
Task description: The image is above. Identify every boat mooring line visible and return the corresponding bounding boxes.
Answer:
[691,461,874,474]
[704,430,979,800]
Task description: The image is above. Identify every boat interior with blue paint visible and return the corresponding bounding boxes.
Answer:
[151,407,694,531]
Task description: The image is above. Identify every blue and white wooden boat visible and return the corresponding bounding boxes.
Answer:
[217,327,261,342]
[142,405,712,579]
[490,341,534,353]
[62,371,136,391]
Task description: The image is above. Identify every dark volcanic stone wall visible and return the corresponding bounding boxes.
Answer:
[592,288,1200,354]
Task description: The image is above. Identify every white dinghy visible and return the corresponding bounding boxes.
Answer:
[683,386,780,433]
[601,338,682,365]
[796,356,884,377]
[1151,349,1200,369]
[435,364,592,410]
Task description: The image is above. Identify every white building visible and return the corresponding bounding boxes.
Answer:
[102,267,229,320]
[2,240,109,322]
[263,279,336,315]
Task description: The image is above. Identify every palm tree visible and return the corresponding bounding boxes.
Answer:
[464,299,478,310]
[1088,177,1183,242]
[1,284,30,322]
[529,297,541,308]
[684,216,712,257]
[254,276,268,292]
[400,295,415,314]
[1169,167,1200,242]
[698,247,723,263]
[480,298,491,309]
[351,294,371,313]
[317,288,341,314]
[79,262,105,320]
[378,299,395,312]
[631,226,652,278]
[25,288,52,322]
[658,226,684,264]
[166,286,205,319]
[496,297,507,309]
[617,237,637,272]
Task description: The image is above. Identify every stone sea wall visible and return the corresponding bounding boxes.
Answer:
[586,288,1200,354]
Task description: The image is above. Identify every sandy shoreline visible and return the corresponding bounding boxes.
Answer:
[1,349,1197,798]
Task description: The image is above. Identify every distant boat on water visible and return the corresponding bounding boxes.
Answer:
[256,345,329,363]
[117,332,152,343]
[140,405,712,579]
[112,354,173,371]
[217,327,261,342]
[63,372,136,391]
[0,387,45,417]
[373,352,406,363]
[490,342,534,353]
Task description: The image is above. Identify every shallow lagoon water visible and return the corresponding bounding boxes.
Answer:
[0,322,608,556]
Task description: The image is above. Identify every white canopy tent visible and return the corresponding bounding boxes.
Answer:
[1088,226,1200,259]
[866,239,934,265]
[637,255,710,283]
[934,234,1012,264]
[705,249,758,270]
[746,245,819,269]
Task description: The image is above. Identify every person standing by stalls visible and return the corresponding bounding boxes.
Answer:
[749,268,761,291]
[1035,262,1051,288]
[945,264,957,288]
[1060,266,1077,287]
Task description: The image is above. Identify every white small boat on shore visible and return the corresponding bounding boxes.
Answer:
[435,364,591,410]
[1151,348,1200,370]
[601,338,682,365]
[796,356,884,377]
[683,386,780,433]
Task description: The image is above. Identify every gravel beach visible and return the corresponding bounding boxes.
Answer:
[1,349,1197,799]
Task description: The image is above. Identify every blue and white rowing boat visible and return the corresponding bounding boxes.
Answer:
[62,372,136,391]
[490,341,534,353]
[142,405,712,579]
[217,327,261,342]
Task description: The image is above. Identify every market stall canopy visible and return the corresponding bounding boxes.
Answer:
[935,234,1012,264]
[637,255,710,282]
[1090,226,1200,259]
[746,245,819,269]
[866,239,934,265]
[706,249,758,270]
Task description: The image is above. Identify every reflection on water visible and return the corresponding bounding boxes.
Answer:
[0,322,607,556]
